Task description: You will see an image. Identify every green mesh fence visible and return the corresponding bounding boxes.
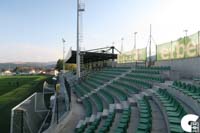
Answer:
[117,31,200,63]
[157,32,199,60]
[117,48,147,63]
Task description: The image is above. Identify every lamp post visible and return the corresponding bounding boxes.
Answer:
[184,30,188,37]
[184,29,188,45]
[184,29,188,58]
[76,0,85,78]
[112,42,115,67]
[52,76,58,124]
[62,38,66,73]
[121,38,124,53]
[134,32,137,49]
[149,24,152,67]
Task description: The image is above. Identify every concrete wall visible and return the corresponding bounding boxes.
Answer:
[116,62,146,67]
[116,62,136,67]
[155,57,200,78]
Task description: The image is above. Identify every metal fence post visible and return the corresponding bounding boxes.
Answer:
[10,109,14,133]
[56,94,59,124]
[21,111,24,133]
[198,31,200,56]
[155,45,157,61]
[171,41,173,60]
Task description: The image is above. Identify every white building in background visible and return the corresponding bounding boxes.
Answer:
[54,70,59,76]
[2,70,13,76]
[29,69,36,74]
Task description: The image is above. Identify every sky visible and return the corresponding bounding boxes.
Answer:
[0,0,200,62]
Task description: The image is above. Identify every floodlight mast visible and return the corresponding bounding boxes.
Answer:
[76,0,85,78]
[134,32,137,49]
[62,38,66,73]
[184,29,188,37]
[121,38,124,53]
[183,29,188,58]
[184,29,188,45]
[112,42,115,67]
[149,24,152,67]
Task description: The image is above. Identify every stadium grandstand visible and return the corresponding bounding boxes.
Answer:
[8,0,200,133]
[10,40,200,133]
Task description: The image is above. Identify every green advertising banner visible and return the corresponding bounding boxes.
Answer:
[118,31,199,63]
[157,32,199,60]
[117,48,146,63]
[138,48,147,61]
[157,42,171,60]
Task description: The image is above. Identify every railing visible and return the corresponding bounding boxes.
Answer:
[43,73,70,133]
[10,74,71,133]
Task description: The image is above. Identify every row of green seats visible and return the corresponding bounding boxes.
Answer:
[95,72,116,79]
[90,72,114,79]
[79,83,104,112]
[74,82,115,133]
[83,79,115,104]
[99,89,114,104]
[105,85,127,101]
[74,86,101,132]
[116,67,131,69]
[84,88,118,133]
[87,77,105,84]
[128,73,165,83]
[136,97,152,133]
[112,81,139,93]
[115,107,131,133]
[74,98,92,133]
[74,84,88,96]
[75,123,86,133]
[84,80,100,88]
[98,112,116,133]
[104,67,130,71]
[91,94,104,112]
[121,77,152,89]
[89,74,110,82]
[79,83,105,112]
[101,71,123,76]
[155,89,186,133]
[79,83,91,92]
[73,85,84,97]
[82,98,93,117]
[84,118,101,133]
[102,67,127,72]
[132,70,160,75]
[136,66,171,70]
[172,81,200,102]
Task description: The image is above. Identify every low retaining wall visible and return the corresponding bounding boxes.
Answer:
[155,57,200,78]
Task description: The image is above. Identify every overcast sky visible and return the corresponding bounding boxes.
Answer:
[0,0,200,62]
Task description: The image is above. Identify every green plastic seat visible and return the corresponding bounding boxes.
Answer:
[170,124,184,133]
[155,89,187,133]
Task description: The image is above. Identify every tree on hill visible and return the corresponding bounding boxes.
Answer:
[1,68,5,72]
[55,59,76,71]
[55,59,63,71]
[13,67,20,73]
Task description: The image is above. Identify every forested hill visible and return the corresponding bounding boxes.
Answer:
[0,62,56,71]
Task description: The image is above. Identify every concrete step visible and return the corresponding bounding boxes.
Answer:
[109,104,115,113]
[128,97,137,106]
[102,109,109,118]
[121,101,130,109]
[115,103,123,113]
[89,114,96,123]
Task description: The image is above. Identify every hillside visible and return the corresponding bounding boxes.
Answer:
[0,62,56,71]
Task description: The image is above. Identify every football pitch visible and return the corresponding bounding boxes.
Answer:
[0,75,49,133]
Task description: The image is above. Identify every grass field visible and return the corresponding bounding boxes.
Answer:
[0,75,50,133]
